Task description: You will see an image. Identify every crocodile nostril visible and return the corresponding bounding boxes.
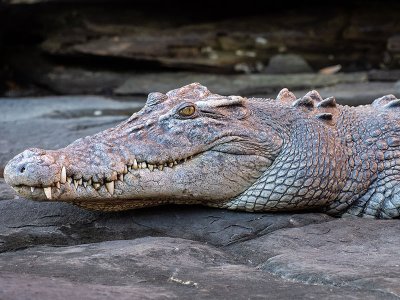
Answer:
[20,166,26,173]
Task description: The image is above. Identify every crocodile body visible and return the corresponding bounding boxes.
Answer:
[4,83,400,218]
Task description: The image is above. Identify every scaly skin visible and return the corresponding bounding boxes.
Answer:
[4,83,400,218]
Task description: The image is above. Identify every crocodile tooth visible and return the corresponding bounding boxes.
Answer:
[88,179,92,185]
[184,158,187,162]
[43,187,52,199]
[78,178,83,186]
[158,164,164,171]
[118,174,124,181]
[56,182,61,189]
[123,165,128,174]
[173,160,178,165]
[93,183,101,190]
[74,180,78,189]
[148,164,154,171]
[106,181,114,195]
[133,159,138,169]
[111,171,118,181]
[141,162,147,169]
[30,187,35,192]
[60,166,66,183]
[83,181,87,187]
[168,162,174,168]
[67,177,72,184]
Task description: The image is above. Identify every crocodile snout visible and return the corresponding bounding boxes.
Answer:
[4,148,60,188]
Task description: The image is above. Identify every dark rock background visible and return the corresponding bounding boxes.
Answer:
[1,0,400,99]
[1,1,400,299]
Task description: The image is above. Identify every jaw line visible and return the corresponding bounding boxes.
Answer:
[10,151,208,201]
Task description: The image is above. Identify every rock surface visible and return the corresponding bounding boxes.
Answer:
[229,218,400,297]
[368,69,400,82]
[0,236,396,300]
[2,2,400,97]
[0,181,399,299]
[114,72,368,97]
[0,178,332,252]
[264,54,313,74]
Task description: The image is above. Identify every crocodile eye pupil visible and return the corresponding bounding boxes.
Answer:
[179,106,196,117]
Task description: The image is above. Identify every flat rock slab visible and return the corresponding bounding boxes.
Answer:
[0,178,332,252]
[0,272,175,300]
[114,72,367,96]
[0,237,395,300]
[229,218,400,297]
[1,181,400,298]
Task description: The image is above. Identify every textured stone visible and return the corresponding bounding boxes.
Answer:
[388,35,400,53]
[16,67,368,97]
[0,237,396,300]
[0,272,174,300]
[37,67,131,95]
[0,180,332,252]
[114,72,367,96]
[368,69,400,82]
[2,2,399,92]
[34,7,399,71]
[394,80,400,94]
[264,54,313,74]
[0,180,399,298]
[228,218,400,297]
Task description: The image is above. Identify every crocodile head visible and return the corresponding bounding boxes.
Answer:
[4,83,283,211]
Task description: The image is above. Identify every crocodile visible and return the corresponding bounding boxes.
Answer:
[4,83,400,218]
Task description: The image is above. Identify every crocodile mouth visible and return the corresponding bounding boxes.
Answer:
[11,154,197,201]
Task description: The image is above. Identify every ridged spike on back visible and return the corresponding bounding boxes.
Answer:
[384,99,400,109]
[278,90,340,125]
[317,96,337,108]
[276,88,296,103]
[305,90,323,102]
[372,94,398,108]
[315,113,333,120]
[292,96,314,109]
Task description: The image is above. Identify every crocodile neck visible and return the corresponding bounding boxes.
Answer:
[226,113,351,213]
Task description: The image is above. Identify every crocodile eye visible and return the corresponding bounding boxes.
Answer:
[178,105,196,117]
